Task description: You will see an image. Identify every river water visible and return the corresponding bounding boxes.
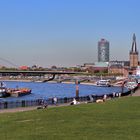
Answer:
[0,81,128,102]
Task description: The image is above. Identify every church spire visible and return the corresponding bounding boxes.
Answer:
[129,33,139,68]
[131,33,137,53]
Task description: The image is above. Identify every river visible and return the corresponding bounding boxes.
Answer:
[0,81,128,102]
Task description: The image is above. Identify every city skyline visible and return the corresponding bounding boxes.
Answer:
[0,0,140,67]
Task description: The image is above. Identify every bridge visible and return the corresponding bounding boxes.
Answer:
[0,70,86,82]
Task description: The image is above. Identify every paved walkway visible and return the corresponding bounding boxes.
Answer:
[132,88,140,96]
[0,103,72,114]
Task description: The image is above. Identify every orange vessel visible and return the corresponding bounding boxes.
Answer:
[7,88,31,97]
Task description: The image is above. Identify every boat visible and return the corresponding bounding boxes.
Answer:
[134,76,140,87]
[0,87,10,98]
[0,82,10,98]
[0,81,31,98]
[96,79,111,87]
[7,88,31,97]
[124,81,138,90]
[137,79,140,87]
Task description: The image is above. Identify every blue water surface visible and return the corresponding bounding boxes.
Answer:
[0,81,128,102]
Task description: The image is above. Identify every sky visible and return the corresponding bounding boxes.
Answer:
[0,0,140,67]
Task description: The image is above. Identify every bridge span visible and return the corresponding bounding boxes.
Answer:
[0,70,86,82]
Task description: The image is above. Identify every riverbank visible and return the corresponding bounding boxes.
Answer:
[0,87,139,114]
[1,79,32,82]
[132,87,140,96]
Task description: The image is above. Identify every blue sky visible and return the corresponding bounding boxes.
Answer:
[0,0,140,67]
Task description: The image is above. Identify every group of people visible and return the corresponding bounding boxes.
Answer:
[37,97,58,109]
[112,92,121,98]
[95,94,107,103]
[37,99,48,109]
[37,91,123,109]
[95,92,122,103]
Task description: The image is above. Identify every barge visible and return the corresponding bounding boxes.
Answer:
[7,88,31,97]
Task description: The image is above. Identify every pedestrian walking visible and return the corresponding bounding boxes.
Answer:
[53,97,58,105]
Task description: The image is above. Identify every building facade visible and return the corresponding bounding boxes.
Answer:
[108,61,129,76]
[98,39,109,62]
[129,34,139,68]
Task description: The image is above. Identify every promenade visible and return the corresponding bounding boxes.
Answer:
[132,87,140,96]
[0,103,70,114]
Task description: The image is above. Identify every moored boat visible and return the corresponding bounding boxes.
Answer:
[96,79,111,87]
[0,87,10,98]
[124,81,138,90]
[0,82,10,98]
[7,88,31,97]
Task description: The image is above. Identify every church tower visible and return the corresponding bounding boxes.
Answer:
[129,33,139,68]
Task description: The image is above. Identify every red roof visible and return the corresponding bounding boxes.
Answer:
[19,66,28,70]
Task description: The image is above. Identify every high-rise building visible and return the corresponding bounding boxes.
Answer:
[98,39,109,62]
[129,34,139,68]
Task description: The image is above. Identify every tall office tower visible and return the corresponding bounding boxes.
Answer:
[129,34,139,68]
[98,39,109,62]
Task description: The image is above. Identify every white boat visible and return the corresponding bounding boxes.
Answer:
[0,82,10,98]
[96,79,111,87]
[125,81,138,90]
[0,87,8,98]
